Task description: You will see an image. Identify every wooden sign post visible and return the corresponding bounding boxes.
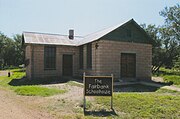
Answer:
[83,73,114,112]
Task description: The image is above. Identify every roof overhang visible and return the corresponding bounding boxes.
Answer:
[23,19,153,46]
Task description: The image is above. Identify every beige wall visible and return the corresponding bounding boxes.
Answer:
[25,44,79,79]
[80,40,152,81]
[25,45,31,79]
[25,40,152,81]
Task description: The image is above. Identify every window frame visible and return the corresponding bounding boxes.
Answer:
[44,45,56,70]
[86,43,92,69]
[79,45,84,69]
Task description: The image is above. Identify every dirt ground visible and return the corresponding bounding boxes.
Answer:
[0,89,55,119]
[40,83,91,117]
[152,76,180,91]
[152,76,164,83]
[0,71,8,76]
[0,83,86,119]
[0,75,179,119]
[43,83,84,101]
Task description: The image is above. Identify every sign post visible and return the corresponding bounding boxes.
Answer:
[111,74,113,109]
[83,72,86,111]
[83,73,114,112]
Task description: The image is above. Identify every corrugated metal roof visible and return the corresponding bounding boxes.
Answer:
[23,32,83,46]
[23,19,134,46]
[77,20,128,45]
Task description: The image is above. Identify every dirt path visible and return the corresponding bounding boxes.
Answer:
[152,77,164,83]
[0,89,55,119]
[162,86,180,92]
[151,76,180,92]
[0,71,8,76]
[43,83,84,101]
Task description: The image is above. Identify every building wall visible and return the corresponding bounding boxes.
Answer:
[78,42,98,77]
[25,45,31,79]
[80,40,152,81]
[25,40,152,81]
[101,20,151,44]
[95,40,152,81]
[25,44,79,79]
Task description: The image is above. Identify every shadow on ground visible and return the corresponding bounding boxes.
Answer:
[8,77,71,86]
[84,108,118,117]
[114,80,172,92]
[114,83,159,92]
[8,76,172,92]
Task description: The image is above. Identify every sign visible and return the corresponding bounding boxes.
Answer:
[84,77,112,96]
[83,73,114,112]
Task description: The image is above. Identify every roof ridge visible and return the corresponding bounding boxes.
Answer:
[23,19,144,46]
[84,19,134,38]
[23,31,83,38]
[77,19,134,45]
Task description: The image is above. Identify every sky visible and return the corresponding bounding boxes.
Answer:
[0,0,179,38]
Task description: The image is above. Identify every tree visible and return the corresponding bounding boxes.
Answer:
[142,4,180,72]
[160,4,180,42]
[159,4,180,70]
[2,36,16,66]
[174,56,180,70]
[141,24,164,72]
[0,32,6,56]
[0,32,6,68]
[13,34,24,65]
[0,32,24,68]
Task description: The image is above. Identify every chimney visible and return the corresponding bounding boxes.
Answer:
[69,29,74,39]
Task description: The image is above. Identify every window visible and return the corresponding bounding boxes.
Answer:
[87,43,92,69]
[44,46,56,70]
[79,46,84,69]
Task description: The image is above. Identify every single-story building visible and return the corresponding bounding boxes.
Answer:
[22,19,152,81]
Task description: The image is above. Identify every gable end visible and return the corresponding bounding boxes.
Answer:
[100,19,152,44]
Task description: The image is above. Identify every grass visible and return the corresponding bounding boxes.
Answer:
[14,86,66,97]
[95,93,180,119]
[67,81,83,87]
[153,68,180,85]
[153,68,180,76]
[114,84,159,92]
[1,68,180,118]
[163,75,180,85]
[0,68,66,97]
[0,69,25,87]
[156,88,180,95]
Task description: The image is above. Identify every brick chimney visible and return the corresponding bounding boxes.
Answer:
[69,29,74,40]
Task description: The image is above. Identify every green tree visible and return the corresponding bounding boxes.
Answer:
[141,24,164,72]
[0,32,6,68]
[2,36,16,66]
[142,4,180,72]
[0,32,6,56]
[0,33,24,68]
[159,4,180,69]
[160,4,180,42]
[13,34,24,65]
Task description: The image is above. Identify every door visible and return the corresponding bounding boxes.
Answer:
[121,53,136,78]
[63,54,73,76]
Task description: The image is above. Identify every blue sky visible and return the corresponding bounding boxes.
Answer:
[0,0,179,37]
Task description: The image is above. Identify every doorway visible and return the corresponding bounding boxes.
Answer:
[63,54,73,76]
[121,53,136,78]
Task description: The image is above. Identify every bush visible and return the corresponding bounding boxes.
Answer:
[163,75,180,85]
